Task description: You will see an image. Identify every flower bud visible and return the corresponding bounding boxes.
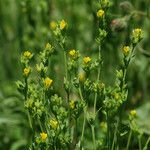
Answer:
[119,1,133,13]
[111,18,128,31]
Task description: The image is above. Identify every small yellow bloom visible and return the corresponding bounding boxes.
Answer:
[50,21,57,30]
[133,28,142,36]
[97,9,105,18]
[130,109,137,117]
[69,100,75,109]
[114,93,120,100]
[83,57,91,64]
[44,77,53,88]
[23,67,30,76]
[23,51,32,58]
[100,122,107,129]
[49,119,58,129]
[122,46,130,56]
[40,132,47,141]
[69,49,76,57]
[79,72,85,82]
[60,20,67,30]
[45,43,52,49]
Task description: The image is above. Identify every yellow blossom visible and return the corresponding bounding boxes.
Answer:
[44,77,53,88]
[23,67,30,76]
[122,46,130,56]
[133,28,142,36]
[97,9,105,18]
[60,20,67,30]
[45,43,52,49]
[130,109,137,117]
[40,132,47,141]
[49,119,58,129]
[83,57,91,64]
[79,72,85,82]
[114,93,120,100]
[23,51,32,58]
[69,49,76,57]
[100,122,107,129]
[50,21,57,30]
[69,100,75,109]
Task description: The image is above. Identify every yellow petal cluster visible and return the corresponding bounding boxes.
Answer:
[122,46,130,56]
[40,132,47,141]
[23,67,30,76]
[23,51,32,58]
[50,21,57,30]
[69,100,75,109]
[133,28,142,37]
[49,119,58,129]
[130,109,137,117]
[60,20,67,30]
[97,9,105,18]
[45,43,52,49]
[44,77,53,88]
[83,57,91,64]
[69,49,76,57]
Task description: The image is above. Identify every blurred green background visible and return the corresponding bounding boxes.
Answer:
[0,0,149,149]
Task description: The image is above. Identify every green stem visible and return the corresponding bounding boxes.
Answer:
[91,125,96,150]
[111,118,119,150]
[107,111,110,150]
[64,50,68,80]
[27,110,33,129]
[143,136,150,150]
[126,130,132,150]
[37,117,43,131]
[138,134,142,150]
[81,109,86,145]
[25,77,33,130]
[94,45,101,115]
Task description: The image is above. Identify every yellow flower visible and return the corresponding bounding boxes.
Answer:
[114,93,120,100]
[45,43,52,49]
[69,49,76,57]
[23,51,32,58]
[44,77,53,88]
[40,132,47,141]
[130,109,137,117]
[100,122,107,129]
[60,20,67,30]
[49,119,58,129]
[133,28,142,36]
[23,67,30,76]
[79,72,85,82]
[83,57,91,64]
[69,100,75,109]
[122,46,130,56]
[50,21,57,30]
[97,9,105,18]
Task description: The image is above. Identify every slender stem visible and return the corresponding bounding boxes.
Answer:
[111,118,119,150]
[81,108,86,144]
[138,134,142,150]
[94,45,101,115]
[143,136,150,150]
[78,85,84,101]
[78,84,86,145]
[64,51,68,80]
[91,125,96,150]
[126,130,132,150]
[27,110,33,129]
[107,110,110,150]
[37,117,43,131]
[25,77,33,130]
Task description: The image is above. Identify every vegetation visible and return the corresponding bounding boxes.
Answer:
[0,0,150,149]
